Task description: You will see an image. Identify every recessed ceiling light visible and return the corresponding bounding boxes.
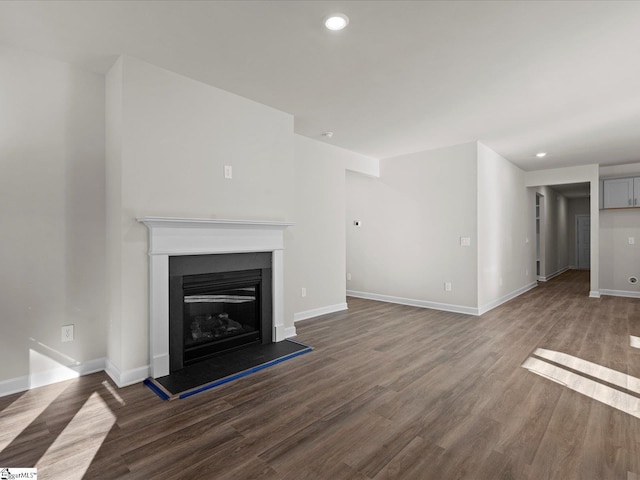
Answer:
[322,131,334,138]
[536,152,547,158]
[324,14,349,31]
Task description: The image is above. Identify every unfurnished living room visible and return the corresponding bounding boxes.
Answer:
[1,1,639,479]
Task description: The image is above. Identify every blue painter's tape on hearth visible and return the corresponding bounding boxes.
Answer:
[143,378,171,401]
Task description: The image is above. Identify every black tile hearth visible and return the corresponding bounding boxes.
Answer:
[144,339,311,400]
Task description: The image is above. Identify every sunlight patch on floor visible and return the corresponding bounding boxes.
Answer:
[533,347,639,394]
[630,335,640,349]
[102,380,125,406]
[522,355,640,419]
[35,392,115,479]
[0,382,68,452]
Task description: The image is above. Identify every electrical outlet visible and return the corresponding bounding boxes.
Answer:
[629,237,635,245]
[347,273,352,281]
[301,287,307,297]
[445,282,452,292]
[499,277,503,287]
[61,325,74,342]
[460,237,471,247]
[224,165,233,179]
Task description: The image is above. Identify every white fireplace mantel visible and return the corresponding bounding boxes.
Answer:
[137,216,294,378]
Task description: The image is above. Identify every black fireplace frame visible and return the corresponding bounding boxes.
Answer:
[168,252,273,372]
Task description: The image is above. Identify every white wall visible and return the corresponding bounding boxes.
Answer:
[600,162,640,178]
[106,56,295,380]
[0,46,106,390]
[346,141,550,314]
[600,210,640,295]
[346,142,479,312]
[288,136,378,322]
[600,162,640,296]
[477,143,535,311]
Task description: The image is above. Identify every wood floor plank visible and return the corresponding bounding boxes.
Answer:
[371,436,445,480]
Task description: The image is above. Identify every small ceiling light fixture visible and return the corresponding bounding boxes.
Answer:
[324,13,349,31]
[536,152,547,158]
[322,131,334,138]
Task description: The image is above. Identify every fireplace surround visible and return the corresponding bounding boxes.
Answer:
[138,217,293,378]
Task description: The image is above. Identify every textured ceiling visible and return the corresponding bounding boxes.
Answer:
[1,0,639,170]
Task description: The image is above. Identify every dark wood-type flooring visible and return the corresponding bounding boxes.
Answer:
[1,270,639,479]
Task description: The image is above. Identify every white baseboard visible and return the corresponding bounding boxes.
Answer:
[347,283,539,317]
[600,289,640,299]
[346,290,478,316]
[0,357,106,398]
[538,266,569,282]
[283,326,297,338]
[293,302,348,323]
[274,323,297,342]
[478,282,538,315]
[589,291,601,298]
[0,376,30,398]
[104,359,149,388]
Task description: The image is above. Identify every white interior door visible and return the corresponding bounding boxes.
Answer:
[576,215,590,269]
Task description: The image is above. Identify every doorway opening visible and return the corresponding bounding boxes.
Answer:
[531,182,592,289]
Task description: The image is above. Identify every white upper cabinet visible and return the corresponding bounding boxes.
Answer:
[635,177,640,207]
[603,177,634,208]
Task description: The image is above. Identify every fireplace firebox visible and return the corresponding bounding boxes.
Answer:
[169,253,272,372]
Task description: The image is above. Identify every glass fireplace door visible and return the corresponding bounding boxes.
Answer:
[182,270,261,365]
